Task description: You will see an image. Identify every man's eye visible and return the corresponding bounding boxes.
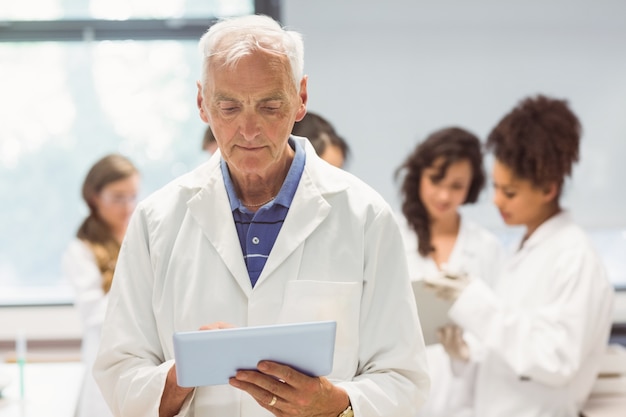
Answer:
[262,104,281,112]
[262,100,282,111]
[219,102,239,111]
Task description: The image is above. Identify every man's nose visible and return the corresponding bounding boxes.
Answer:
[240,112,261,141]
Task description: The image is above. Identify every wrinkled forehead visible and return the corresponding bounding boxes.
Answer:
[211,41,292,72]
[206,49,295,94]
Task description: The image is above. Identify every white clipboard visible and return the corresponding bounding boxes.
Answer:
[173,321,336,387]
[412,280,454,345]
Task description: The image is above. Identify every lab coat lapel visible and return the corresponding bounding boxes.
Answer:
[256,167,331,285]
[508,211,570,270]
[185,165,252,296]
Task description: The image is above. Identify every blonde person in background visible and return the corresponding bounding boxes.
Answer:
[396,127,504,416]
[292,111,350,168]
[429,95,615,417]
[62,154,140,417]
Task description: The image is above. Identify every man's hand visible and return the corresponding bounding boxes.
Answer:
[160,321,235,417]
[159,365,194,417]
[199,321,235,331]
[229,360,350,417]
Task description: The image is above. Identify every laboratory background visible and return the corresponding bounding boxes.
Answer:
[0,0,625,415]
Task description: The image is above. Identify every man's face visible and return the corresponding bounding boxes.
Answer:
[198,51,307,180]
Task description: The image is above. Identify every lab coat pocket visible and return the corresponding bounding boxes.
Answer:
[277,280,361,380]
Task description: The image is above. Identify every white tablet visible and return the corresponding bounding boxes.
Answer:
[412,280,454,345]
[173,320,336,387]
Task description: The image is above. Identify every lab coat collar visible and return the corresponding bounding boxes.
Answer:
[518,210,572,252]
[257,137,350,286]
[183,152,251,294]
[447,215,478,267]
[177,139,349,295]
[176,137,347,194]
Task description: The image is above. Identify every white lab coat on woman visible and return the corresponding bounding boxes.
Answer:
[449,211,614,417]
[93,137,430,417]
[399,216,504,417]
[62,239,113,417]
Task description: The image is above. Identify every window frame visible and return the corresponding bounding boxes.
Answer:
[0,0,281,42]
[0,0,280,307]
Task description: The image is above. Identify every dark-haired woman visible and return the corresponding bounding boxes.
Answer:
[396,126,503,417]
[63,154,139,417]
[434,96,614,416]
[292,111,350,168]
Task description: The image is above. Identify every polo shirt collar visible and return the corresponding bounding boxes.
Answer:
[221,137,306,212]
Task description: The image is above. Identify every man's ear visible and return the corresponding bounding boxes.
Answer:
[294,75,308,122]
[197,81,209,123]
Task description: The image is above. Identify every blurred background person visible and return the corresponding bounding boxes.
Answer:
[292,111,350,168]
[431,95,615,417]
[395,126,504,416]
[62,154,140,417]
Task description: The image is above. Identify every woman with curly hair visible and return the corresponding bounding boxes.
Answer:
[433,95,614,416]
[396,126,503,417]
[63,153,139,417]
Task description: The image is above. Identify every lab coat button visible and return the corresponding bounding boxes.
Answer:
[252,237,260,244]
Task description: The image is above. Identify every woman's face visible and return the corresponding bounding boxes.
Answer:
[320,144,345,168]
[419,157,472,222]
[93,173,140,235]
[492,159,553,229]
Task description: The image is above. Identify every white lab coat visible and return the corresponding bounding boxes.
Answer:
[449,211,614,417]
[94,138,430,417]
[62,239,113,417]
[400,216,503,287]
[399,216,504,417]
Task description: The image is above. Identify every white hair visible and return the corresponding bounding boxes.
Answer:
[198,15,304,92]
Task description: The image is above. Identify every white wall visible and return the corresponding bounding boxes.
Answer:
[283,0,626,321]
[282,0,626,229]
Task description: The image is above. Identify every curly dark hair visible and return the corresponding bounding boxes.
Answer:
[396,127,485,256]
[486,94,581,193]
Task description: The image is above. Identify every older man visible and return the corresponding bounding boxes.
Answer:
[94,14,429,417]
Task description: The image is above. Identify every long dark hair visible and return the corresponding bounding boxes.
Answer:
[396,127,485,256]
[77,154,137,293]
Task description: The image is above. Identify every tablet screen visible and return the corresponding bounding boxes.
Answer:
[173,320,336,387]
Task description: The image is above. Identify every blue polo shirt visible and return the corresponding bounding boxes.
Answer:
[221,138,306,287]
